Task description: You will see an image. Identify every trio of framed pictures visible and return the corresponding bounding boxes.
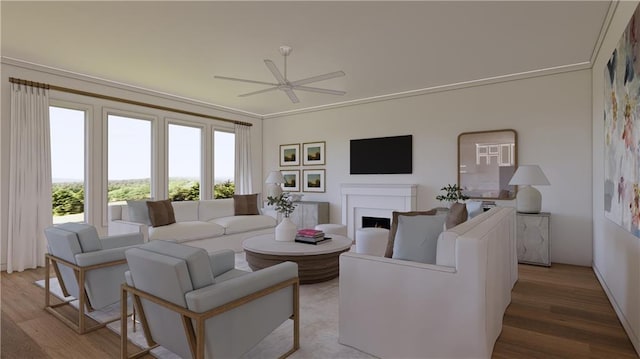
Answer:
[279,141,326,193]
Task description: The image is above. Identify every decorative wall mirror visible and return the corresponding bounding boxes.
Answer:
[458,129,517,200]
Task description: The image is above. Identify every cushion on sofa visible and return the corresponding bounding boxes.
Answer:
[198,199,234,221]
[392,213,446,264]
[149,221,225,242]
[127,200,152,226]
[172,201,199,222]
[445,202,468,229]
[385,209,437,258]
[147,200,176,227]
[233,194,260,215]
[210,215,277,235]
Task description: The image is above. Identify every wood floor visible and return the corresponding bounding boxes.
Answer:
[1,263,637,358]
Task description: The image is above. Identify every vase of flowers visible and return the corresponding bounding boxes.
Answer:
[267,192,297,242]
[436,184,469,207]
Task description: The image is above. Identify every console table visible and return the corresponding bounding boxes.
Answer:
[289,201,329,229]
[516,212,550,266]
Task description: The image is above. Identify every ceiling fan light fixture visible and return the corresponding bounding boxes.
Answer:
[279,45,293,57]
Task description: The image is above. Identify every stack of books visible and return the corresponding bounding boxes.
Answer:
[295,229,330,245]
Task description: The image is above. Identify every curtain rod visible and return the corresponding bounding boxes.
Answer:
[8,77,252,127]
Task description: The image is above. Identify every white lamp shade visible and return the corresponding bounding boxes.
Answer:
[508,165,550,186]
[265,171,286,184]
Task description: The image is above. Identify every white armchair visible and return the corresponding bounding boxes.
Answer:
[339,207,517,359]
[44,222,143,334]
[121,240,300,359]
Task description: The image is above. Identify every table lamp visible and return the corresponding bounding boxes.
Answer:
[265,171,286,198]
[508,165,550,213]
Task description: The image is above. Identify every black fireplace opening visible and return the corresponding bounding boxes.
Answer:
[362,216,391,230]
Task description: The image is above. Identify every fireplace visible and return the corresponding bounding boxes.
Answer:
[362,216,391,230]
[341,183,417,239]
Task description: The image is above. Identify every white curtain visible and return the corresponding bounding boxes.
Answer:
[234,124,253,194]
[7,83,52,273]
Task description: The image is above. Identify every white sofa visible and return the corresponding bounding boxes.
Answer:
[339,207,517,359]
[109,199,276,253]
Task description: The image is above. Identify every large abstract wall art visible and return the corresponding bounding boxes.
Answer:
[604,4,640,237]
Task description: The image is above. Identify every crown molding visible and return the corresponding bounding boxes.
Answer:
[262,61,592,119]
[1,57,263,120]
[589,0,618,66]
[2,56,593,121]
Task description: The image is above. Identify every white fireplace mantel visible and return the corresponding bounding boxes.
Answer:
[341,184,417,240]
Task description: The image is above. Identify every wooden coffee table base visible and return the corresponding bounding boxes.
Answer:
[245,249,350,284]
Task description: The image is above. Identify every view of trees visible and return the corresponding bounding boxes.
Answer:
[52,179,235,216]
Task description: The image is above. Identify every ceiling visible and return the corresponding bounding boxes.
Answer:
[1,1,611,118]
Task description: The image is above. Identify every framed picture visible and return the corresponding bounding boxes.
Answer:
[303,169,325,193]
[303,141,326,166]
[281,170,300,192]
[280,143,300,166]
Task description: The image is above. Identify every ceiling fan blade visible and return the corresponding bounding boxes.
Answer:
[293,85,346,96]
[283,88,299,103]
[264,60,286,84]
[214,75,279,86]
[238,86,279,97]
[289,71,345,86]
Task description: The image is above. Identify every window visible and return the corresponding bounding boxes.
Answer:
[50,106,86,224]
[168,123,202,201]
[213,130,235,199]
[107,114,152,204]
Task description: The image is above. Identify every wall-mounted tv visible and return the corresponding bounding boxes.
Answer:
[350,135,412,174]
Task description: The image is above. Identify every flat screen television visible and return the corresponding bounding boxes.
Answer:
[350,135,412,174]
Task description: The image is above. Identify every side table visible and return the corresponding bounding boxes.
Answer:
[516,212,550,266]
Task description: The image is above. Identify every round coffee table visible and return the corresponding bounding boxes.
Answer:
[242,234,352,284]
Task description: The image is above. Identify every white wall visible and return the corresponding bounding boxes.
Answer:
[592,1,640,354]
[0,60,264,269]
[264,69,593,265]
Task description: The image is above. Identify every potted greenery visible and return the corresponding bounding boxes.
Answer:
[267,192,297,241]
[436,184,469,207]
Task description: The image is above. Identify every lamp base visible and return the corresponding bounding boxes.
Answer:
[266,184,283,199]
[516,185,542,213]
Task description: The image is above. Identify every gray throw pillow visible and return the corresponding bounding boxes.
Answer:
[385,209,438,258]
[392,213,446,264]
[127,200,151,226]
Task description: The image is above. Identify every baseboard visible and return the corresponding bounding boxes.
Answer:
[593,264,640,356]
[1,263,6,272]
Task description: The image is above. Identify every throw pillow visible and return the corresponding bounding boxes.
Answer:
[445,202,468,229]
[385,209,437,258]
[392,213,447,264]
[127,200,152,226]
[233,194,260,215]
[146,200,176,227]
[466,201,483,219]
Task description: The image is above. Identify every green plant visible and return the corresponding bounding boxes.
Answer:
[435,184,469,202]
[214,180,235,199]
[266,192,296,218]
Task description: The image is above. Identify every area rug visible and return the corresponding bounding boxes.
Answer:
[36,253,373,359]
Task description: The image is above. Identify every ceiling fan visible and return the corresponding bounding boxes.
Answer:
[214,45,346,104]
